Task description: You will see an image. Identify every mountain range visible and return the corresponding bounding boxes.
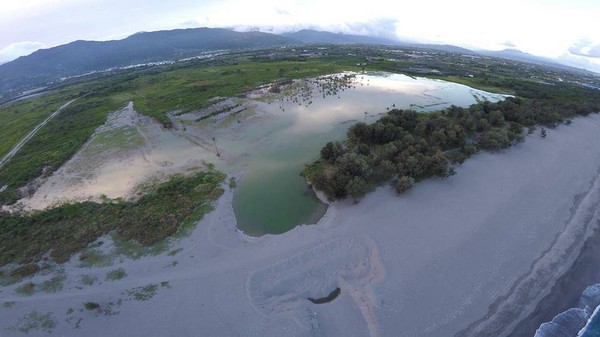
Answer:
[0,27,585,97]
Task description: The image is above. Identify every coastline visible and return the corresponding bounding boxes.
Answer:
[508,226,600,337]
[2,115,600,336]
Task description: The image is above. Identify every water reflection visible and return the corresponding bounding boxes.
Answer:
[226,72,507,236]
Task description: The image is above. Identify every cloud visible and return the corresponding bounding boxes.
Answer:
[0,41,45,64]
[177,20,204,29]
[274,7,292,17]
[558,52,600,73]
[569,39,600,58]
[502,40,516,48]
[336,18,400,40]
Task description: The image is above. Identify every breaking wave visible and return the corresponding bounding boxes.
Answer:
[535,284,600,337]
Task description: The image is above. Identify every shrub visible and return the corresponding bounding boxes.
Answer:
[9,264,39,279]
[395,176,415,194]
[346,176,368,201]
[83,302,100,311]
[105,268,127,281]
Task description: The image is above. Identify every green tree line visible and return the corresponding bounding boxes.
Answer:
[304,81,600,201]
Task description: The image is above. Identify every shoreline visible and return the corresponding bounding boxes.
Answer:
[508,226,600,337]
[2,113,600,336]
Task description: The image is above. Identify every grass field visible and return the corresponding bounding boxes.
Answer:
[0,91,80,158]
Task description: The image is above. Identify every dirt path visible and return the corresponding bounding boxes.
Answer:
[0,97,79,169]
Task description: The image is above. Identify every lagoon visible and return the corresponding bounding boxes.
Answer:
[225,72,507,236]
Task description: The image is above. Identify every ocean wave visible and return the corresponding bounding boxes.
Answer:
[535,284,600,337]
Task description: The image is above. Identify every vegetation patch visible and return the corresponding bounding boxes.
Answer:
[125,284,159,301]
[167,248,183,257]
[79,249,113,268]
[1,263,40,285]
[3,301,16,308]
[110,232,168,260]
[83,302,101,311]
[10,311,56,334]
[79,299,121,318]
[9,263,40,279]
[105,268,127,281]
[40,274,66,293]
[165,261,178,268]
[15,282,36,296]
[0,170,225,266]
[80,274,97,286]
[228,177,237,188]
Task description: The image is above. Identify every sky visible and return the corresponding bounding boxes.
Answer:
[1,0,600,72]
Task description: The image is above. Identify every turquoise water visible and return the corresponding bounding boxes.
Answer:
[224,73,507,236]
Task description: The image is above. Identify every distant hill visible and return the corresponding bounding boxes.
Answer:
[1,27,590,98]
[477,48,561,67]
[281,29,396,45]
[0,28,297,95]
[281,29,478,55]
[401,43,474,54]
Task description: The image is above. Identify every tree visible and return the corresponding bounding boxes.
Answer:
[478,129,510,150]
[428,153,454,178]
[346,176,368,202]
[337,152,372,178]
[488,110,505,126]
[395,176,415,194]
[348,122,370,144]
[320,141,344,161]
[507,122,525,144]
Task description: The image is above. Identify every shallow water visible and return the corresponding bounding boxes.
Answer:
[229,72,507,236]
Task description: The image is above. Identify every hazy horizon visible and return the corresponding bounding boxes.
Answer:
[2,0,600,72]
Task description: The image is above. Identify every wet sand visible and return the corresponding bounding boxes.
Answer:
[509,226,600,337]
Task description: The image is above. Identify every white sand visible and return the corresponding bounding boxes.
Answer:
[2,114,600,337]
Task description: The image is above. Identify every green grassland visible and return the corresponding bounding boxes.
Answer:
[0,90,81,158]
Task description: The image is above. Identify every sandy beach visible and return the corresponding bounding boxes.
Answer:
[1,111,599,336]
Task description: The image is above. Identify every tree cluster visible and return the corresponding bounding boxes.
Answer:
[305,82,600,201]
